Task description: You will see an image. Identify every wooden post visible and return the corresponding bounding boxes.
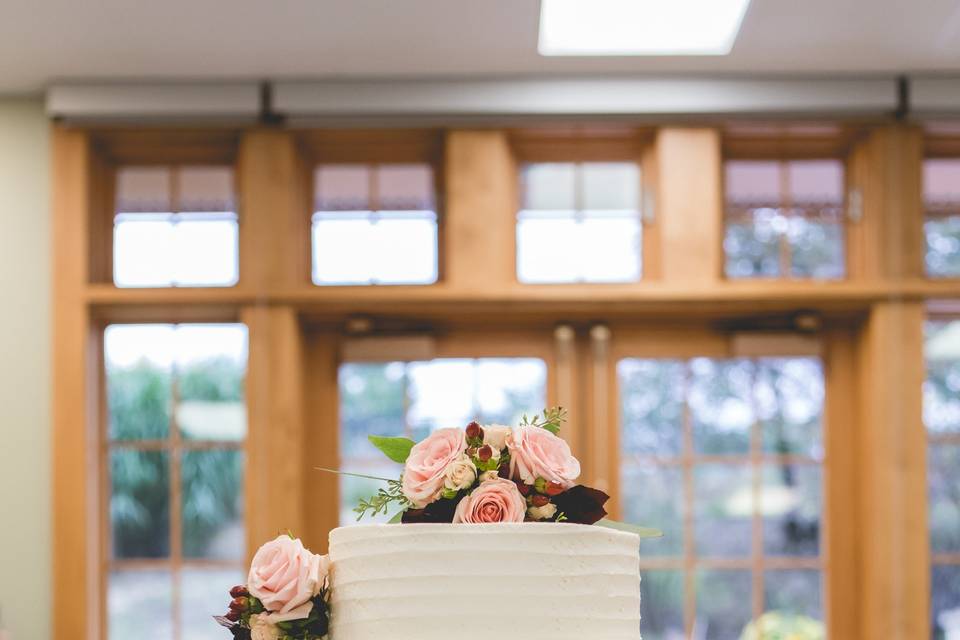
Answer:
[51,125,99,639]
[651,128,724,283]
[444,131,518,291]
[856,302,929,639]
[304,332,341,554]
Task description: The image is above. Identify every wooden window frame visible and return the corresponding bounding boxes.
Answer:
[921,134,960,281]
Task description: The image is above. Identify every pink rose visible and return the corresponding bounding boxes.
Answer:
[507,426,581,489]
[247,535,327,615]
[401,428,467,508]
[453,477,527,523]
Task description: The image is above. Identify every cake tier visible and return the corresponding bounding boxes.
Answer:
[327,522,641,640]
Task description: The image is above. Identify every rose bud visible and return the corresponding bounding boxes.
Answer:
[530,494,550,508]
[229,585,248,598]
[465,421,483,441]
[478,445,493,462]
[225,609,241,622]
[545,481,565,497]
[229,597,248,613]
[515,481,531,496]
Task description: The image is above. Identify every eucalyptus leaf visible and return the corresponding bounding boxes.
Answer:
[368,435,416,464]
[596,519,663,539]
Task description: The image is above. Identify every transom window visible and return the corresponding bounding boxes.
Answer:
[925,319,960,638]
[923,159,960,278]
[337,357,546,524]
[312,163,438,285]
[104,323,248,640]
[724,160,845,280]
[517,162,642,283]
[113,166,239,288]
[619,357,824,640]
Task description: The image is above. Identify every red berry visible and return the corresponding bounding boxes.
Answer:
[225,609,241,622]
[465,421,483,440]
[478,445,493,462]
[515,481,531,496]
[229,585,248,598]
[545,481,565,496]
[229,597,248,613]
[531,494,550,507]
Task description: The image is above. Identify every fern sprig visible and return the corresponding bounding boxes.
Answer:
[519,406,568,435]
[354,478,411,521]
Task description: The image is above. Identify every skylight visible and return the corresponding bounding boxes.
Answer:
[538,0,752,57]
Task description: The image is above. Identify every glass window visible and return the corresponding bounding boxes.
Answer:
[924,160,960,278]
[113,167,239,288]
[104,323,247,640]
[338,357,547,525]
[619,356,825,640]
[725,160,845,280]
[312,163,438,285]
[517,162,642,283]
[926,320,960,639]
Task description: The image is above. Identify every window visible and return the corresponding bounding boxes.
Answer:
[113,167,239,287]
[926,320,960,639]
[338,358,547,524]
[104,324,248,640]
[517,162,642,283]
[924,160,960,278]
[724,160,845,280]
[619,357,824,640]
[312,163,438,285]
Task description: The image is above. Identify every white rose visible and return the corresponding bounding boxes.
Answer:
[527,503,558,521]
[249,614,281,640]
[479,470,500,483]
[443,454,477,491]
[483,425,512,451]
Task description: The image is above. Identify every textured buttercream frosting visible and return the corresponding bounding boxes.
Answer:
[327,522,641,640]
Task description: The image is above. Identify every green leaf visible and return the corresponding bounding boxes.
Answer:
[596,519,663,539]
[540,422,561,435]
[368,435,416,464]
[388,510,405,524]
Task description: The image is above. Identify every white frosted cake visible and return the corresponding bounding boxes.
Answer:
[327,523,642,640]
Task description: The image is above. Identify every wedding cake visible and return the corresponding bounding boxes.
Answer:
[216,409,654,640]
[327,523,641,640]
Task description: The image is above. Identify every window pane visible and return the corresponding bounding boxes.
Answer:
[378,164,435,210]
[474,359,547,424]
[762,464,822,557]
[181,567,245,640]
[932,564,960,639]
[787,160,843,205]
[756,358,824,458]
[695,464,753,558]
[725,218,781,279]
[689,358,753,455]
[105,325,174,441]
[578,215,642,282]
[116,167,171,213]
[172,217,239,287]
[114,217,176,287]
[695,570,752,640]
[926,216,960,278]
[926,322,960,435]
[179,166,235,212]
[339,363,407,459]
[110,449,170,559]
[516,215,582,283]
[641,570,686,640]
[789,218,845,279]
[408,359,477,436]
[582,162,640,210]
[182,450,244,560]
[316,165,370,211]
[726,161,781,206]
[929,445,960,554]
[109,569,173,640]
[176,324,248,441]
[763,569,824,627]
[522,163,576,210]
[312,213,438,285]
[623,465,683,556]
[619,359,685,458]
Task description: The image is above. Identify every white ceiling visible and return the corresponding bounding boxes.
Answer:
[2,0,960,94]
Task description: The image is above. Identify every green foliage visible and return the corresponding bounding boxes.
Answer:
[519,406,567,435]
[367,435,416,464]
[355,479,411,521]
[740,611,825,640]
[107,361,171,440]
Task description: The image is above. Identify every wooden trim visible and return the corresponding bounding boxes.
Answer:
[297,129,443,165]
[52,125,99,639]
[90,129,240,165]
[855,302,929,638]
[303,331,340,554]
[242,305,307,560]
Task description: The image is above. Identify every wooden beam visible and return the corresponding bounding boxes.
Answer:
[51,125,99,639]
[651,128,724,283]
[855,302,929,639]
[242,305,307,558]
[444,131,518,291]
[238,130,311,292]
[303,331,340,554]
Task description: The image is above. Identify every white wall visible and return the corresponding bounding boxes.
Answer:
[0,98,50,640]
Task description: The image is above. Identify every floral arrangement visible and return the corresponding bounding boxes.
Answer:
[216,534,330,640]
[352,407,612,525]
[739,612,825,640]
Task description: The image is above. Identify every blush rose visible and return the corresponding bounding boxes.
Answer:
[247,535,328,615]
[507,426,581,489]
[452,477,526,523]
[402,427,467,508]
